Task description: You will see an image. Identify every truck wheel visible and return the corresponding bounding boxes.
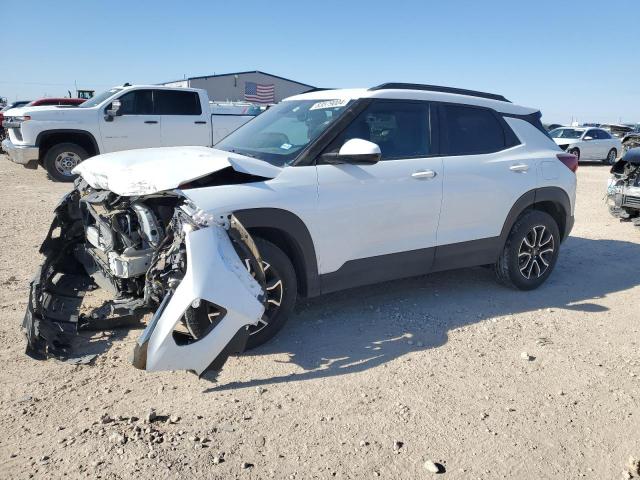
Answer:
[494,210,561,290]
[184,238,297,349]
[43,143,88,182]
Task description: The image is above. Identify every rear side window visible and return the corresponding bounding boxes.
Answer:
[155,90,201,115]
[116,90,154,115]
[327,100,431,160]
[442,105,506,155]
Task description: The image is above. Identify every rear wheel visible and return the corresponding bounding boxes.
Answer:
[494,210,561,290]
[43,143,88,182]
[605,148,617,165]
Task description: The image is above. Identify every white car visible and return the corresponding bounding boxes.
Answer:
[1,85,261,181]
[22,83,577,377]
[549,126,621,165]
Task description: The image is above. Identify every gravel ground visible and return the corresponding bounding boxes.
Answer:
[0,156,638,480]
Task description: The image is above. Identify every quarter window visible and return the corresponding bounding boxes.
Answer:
[327,101,431,160]
[442,105,506,155]
[155,90,202,115]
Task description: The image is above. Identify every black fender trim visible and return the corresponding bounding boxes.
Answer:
[233,208,320,297]
[35,129,100,156]
[499,187,573,244]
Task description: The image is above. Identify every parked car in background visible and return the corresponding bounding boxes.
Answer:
[622,126,640,155]
[23,83,577,375]
[0,101,32,152]
[545,123,563,131]
[607,147,640,225]
[26,98,85,107]
[1,85,263,181]
[549,126,621,164]
[600,123,633,139]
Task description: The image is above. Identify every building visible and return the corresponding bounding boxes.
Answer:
[160,70,315,104]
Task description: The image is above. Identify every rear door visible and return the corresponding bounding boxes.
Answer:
[581,129,600,159]
[315,100,443,277]
[156,90,210,147]
[435,103,536,249]
[99,89,161,152]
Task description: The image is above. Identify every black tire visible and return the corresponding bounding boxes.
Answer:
[605,148,617,165]
[568,148,580,161]
[494,210,561,290]
[43,143,88,182]
[184,238,297,349]
[246,238,297,349]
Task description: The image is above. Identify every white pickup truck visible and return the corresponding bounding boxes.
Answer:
[2,85,263,181]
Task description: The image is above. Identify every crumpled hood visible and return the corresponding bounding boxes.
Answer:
[73,146,283,196]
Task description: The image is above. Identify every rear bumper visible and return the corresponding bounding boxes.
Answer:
[2,138,39,168]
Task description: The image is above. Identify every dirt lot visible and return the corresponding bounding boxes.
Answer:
[0,156,638,480]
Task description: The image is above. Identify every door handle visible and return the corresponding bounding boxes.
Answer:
[144,120,158,124]
[194,121,206,124]
[509,163,529,172]
[411,170,437,180]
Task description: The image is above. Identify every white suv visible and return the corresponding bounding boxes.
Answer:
[23,83,577,377]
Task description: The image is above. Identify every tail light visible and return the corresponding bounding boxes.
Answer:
[557,153,578,173]
[0,113,3,127]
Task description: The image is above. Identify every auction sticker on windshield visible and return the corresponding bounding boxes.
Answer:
[310,99,350,110]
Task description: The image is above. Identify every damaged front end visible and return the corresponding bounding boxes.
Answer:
[606,148,640,226]
[23,180,265,376]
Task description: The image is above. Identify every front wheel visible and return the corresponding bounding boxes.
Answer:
[43,143,88,182]
[605,148,617,165]
[184,238,297,349]
[568,148,580,162]
[494,210,561,290]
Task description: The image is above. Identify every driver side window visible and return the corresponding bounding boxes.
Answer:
[113,90,154,115]
[324,101,431,160]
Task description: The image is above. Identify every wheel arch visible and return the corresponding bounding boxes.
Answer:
[233,208,320,298]
[500,187,573,244]
[36,129,100,164]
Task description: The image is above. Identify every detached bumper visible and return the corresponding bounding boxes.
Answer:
[2,138,39,169]
[132,225,265,376]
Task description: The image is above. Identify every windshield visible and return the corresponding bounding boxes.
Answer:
[78,88,122,108]
[549,128,584,139]
[215,99,352,166]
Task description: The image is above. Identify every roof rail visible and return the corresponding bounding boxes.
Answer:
[369,83,511,103]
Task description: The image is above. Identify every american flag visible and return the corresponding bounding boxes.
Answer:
[244,81,275,104]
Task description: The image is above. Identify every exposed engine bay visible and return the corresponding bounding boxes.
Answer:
[607,148,640,227]
[22,179,266,376]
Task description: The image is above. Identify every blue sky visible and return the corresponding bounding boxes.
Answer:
[2,0,638,124]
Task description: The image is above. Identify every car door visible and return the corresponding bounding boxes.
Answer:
[435,103,536,251]
[156,90,211,147]
[581,129,600,160]
[595,129,614,158]
[99,89,161,152]
[314,100,443,280]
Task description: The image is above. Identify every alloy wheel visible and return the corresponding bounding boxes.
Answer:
[244,260,284,336]
[608,150,617,165]
[518,225,555,280]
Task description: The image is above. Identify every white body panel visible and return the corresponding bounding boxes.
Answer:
[315,158,443,273]
[99,113,162,152]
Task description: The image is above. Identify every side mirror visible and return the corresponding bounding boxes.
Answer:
[104,99,122,121]
[321,138,381,165]
[583,136,593,141]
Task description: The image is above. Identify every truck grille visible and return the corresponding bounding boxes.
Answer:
[622,195,640,208]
